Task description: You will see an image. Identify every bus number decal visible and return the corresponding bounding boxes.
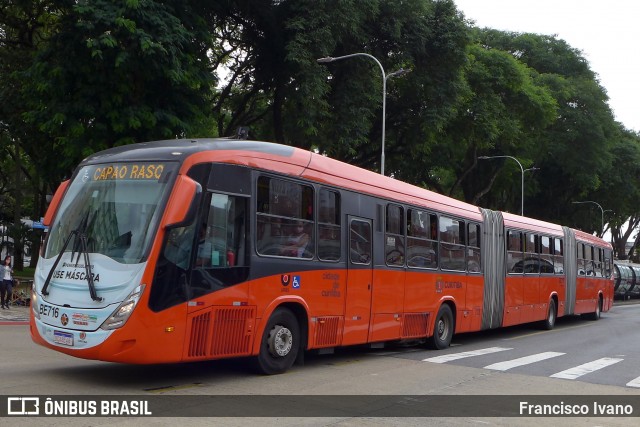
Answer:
[39,303,60,319]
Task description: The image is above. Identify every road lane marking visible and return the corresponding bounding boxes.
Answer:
[423,347,512,363]
[550,357,623,380]
[484,352,565,371]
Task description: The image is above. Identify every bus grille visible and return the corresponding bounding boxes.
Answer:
[188,311,212,358]
[314,316,341,347]
[187,307,255,359]
[402,313,429,338]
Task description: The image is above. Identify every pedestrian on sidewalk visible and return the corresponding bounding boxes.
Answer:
[0,255,14,309]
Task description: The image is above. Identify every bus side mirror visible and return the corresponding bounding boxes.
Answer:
[44,180,70,226]
[163,175,202,228]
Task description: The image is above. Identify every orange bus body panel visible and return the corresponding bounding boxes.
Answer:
[31,140,615,366]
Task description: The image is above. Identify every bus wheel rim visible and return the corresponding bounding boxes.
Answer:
[437,319,447,339]
[268,325,293,357]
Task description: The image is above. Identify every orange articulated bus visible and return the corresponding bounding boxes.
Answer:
[31,139,614,374]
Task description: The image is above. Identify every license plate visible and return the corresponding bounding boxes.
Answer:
[53,330,74,346]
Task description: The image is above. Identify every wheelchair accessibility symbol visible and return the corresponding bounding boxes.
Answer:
[292,276,301,289]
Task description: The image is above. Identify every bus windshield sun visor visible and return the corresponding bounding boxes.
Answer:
[41,210,103,302]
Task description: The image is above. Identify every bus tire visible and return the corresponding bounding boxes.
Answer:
[427,304,454,350]
[253,307,300,375]
[541,299,556,330]
[585,297,602,321]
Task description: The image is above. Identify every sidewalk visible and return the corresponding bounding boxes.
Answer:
[0,304,30,324]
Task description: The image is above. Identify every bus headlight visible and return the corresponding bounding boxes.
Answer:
[100,284,145,330]
[31,283,40,320]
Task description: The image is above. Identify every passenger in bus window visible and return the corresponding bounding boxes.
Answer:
[386,236,404,266]
[428,215,436,239]
[196,225,213,267]
[282,221,309,257]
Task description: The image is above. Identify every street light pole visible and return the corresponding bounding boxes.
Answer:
[478,155,533,216]
[317,53,409,176]
[573,200,605,236]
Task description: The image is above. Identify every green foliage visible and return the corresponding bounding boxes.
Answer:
[16,0,214,176]
[468,29,617,221]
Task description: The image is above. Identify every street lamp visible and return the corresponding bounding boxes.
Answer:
[317,53,410,176]
[478,155,536,216]
[573,200,605,236]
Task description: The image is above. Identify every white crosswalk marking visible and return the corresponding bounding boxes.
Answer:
[484,352,566,371]
[626,376,640,388]
[550,357,623,380]
[421,347,635,387]
[423,347,512,363]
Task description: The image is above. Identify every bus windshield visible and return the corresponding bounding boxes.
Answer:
[44,162,177,264]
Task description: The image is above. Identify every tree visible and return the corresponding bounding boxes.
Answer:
[2,0,215,184]
[473,30,616,224]
[209,0,471,172]
[409,38,557,208]
[592,128,640,257]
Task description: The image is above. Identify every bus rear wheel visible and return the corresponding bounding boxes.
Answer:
[427,304,454,350]
[541,299,556,330]
[585,297,602,321]
[253,307,300,375]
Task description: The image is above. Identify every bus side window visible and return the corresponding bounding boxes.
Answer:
[594,247,603,277]
[553,238,564,274]
[524,233,539,274]
[540,236,554,274]
[350,220,371,264]
[406,209,437,269]
[191,193,250,297]
[507,230,524,273]
[467,223,481,273]
[439,216,465,271]
[197,193,247,269]
[149,222,195,311]
[256,176,314,259]
[385,204,404,266]
[577,243,586,276]
[604,249,612,277]
[585,245,595,276]
[318,189,341,261]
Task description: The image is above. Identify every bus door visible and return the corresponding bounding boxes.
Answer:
[182,163,252,360]
[342,217,373,345]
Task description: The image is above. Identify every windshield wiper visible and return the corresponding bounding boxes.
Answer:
[42,211,103,302]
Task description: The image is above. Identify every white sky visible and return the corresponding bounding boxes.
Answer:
[454,0,640,133]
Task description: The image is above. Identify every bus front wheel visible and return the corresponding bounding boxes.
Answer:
[427,304,454,350]
[253,307,300,375]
